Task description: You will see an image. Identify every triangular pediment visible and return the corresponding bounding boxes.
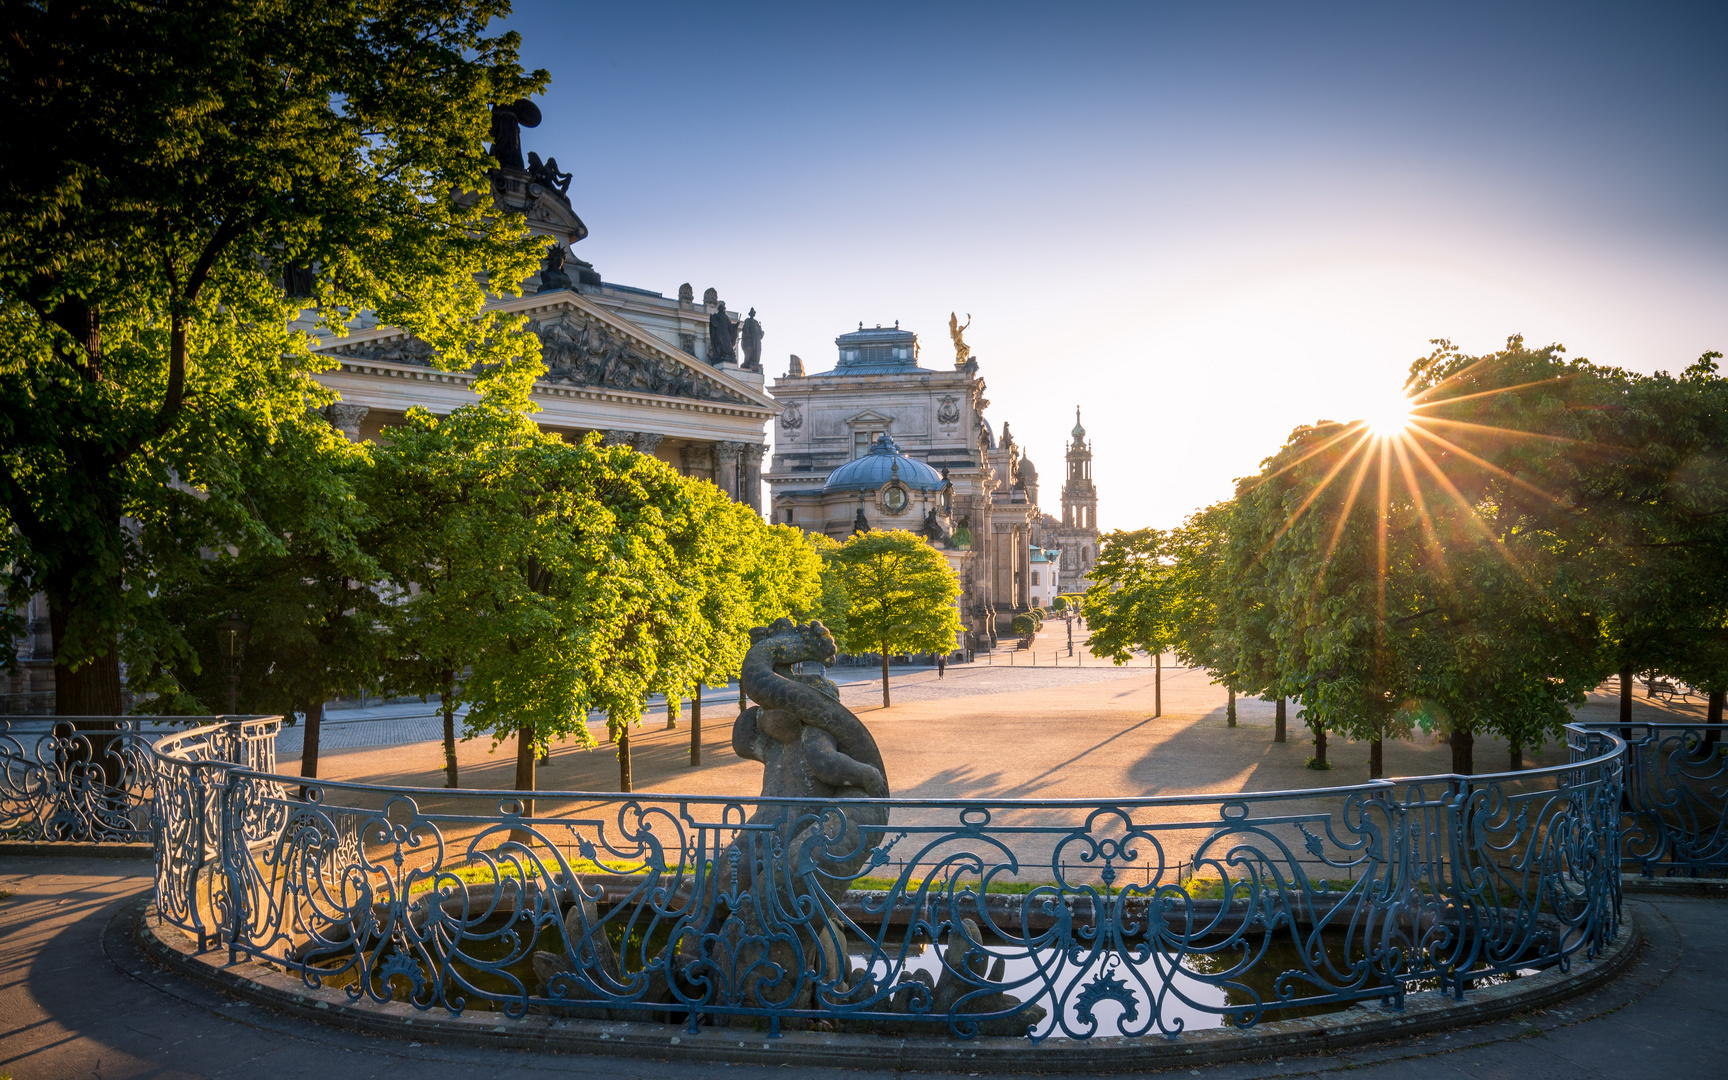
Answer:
[314,292,777,412]
[844,409,898,427]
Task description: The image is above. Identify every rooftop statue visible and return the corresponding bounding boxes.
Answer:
[949,311,971,366]
[526,151,573,200]
[740,307,764,370]
[707,300,740,365]
[488,98,542,170]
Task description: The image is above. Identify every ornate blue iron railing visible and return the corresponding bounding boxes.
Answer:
[0,717,157,841]
[147,720,1626,1040]
[1573,721,1728,877]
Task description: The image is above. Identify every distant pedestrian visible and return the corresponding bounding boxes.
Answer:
[937,653,947,678]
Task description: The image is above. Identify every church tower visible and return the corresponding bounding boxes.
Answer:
[1058,407,1100,585]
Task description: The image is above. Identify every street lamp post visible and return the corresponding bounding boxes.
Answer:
[222,612,248,715]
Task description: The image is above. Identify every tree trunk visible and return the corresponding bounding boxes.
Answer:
[1705,688,1724,751]
[881,643,891,708]
[47,592,123,716]
[510,723,536,846]
[1312,723,1328,768]
[1509,742,1524,771]
[1619,664,1634,739]
[618,726,632,792]
[690,687,703,766]
[1449,727,1474,775]
[440,683,459,788]
[666,691,677,730]
[1369,736,1383,779]
[1274,697,1287,743]
[1154,652,1162,717]
[1226,687,1236,727]
[299,699,323,778]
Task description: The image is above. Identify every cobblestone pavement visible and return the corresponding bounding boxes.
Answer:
[0,857,1721,1080]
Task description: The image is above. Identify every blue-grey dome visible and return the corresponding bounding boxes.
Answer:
[823,434,945,493]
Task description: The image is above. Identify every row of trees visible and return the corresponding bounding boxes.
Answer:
[136,392,835,792]
[1086,337,1728,776]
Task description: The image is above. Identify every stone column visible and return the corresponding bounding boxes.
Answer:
[633,432,664,458]
[714,442,743,502]
[680,442,712,480]
[323,402,369,442]
[741,444,766,513]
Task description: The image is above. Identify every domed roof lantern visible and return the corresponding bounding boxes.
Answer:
[1071,406,1087,441]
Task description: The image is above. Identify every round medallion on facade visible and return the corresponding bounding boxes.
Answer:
[880,484,909,513]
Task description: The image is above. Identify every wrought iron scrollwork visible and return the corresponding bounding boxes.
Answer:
[144,718,1631,1041]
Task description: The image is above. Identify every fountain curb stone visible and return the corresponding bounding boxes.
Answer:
[134,901,1642,1073]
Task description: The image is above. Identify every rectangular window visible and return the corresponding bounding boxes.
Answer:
[785,508,795,523]
[854,430,882,458]
[1032,572,1040,585]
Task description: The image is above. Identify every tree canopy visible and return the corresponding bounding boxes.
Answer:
[0,0,547,714]
[1151,336,1728,776]
[827,530,962,708]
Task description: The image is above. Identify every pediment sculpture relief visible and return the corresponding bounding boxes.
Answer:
[529,313,750,404]
[333,313,752,406]
[341,336,437,366]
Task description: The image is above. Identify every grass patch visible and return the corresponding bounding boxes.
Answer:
[405,856,649,897]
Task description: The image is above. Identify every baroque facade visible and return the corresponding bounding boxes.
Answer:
[764,324,1102,647]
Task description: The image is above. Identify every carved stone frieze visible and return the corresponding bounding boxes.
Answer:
[341,336,436,366]
[528,311,751,405]
[336,312,753,408]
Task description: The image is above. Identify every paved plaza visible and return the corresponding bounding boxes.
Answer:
[301,621,1696,801]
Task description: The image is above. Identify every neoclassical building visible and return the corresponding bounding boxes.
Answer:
[303,123,779,510]
[764,324,1103,645]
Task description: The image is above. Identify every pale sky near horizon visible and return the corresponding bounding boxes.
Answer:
[507,1,1727,530]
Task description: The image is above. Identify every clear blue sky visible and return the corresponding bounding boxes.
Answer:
[507,1,1727,529]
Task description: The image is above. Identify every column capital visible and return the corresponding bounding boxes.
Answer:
[714,441,744,464]
[680,443,712,472]
[633,432,664,455]
[322,402,369,441]
[740,443,766,465]
[601,429,634,447]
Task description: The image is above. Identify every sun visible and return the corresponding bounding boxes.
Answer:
[1363,395,1414,437]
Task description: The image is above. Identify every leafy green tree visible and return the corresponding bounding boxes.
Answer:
[828,530,962,708]
[0,0,545,715]
[1574,353,1728,741]
[365,400,551,787]
[1165,503,1244,726]
[1083,528,1172,716]
[129,418,388,778]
